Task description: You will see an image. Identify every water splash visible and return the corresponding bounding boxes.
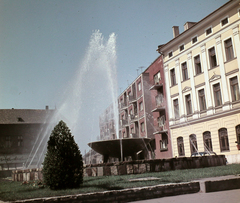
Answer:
[26,30,119,168]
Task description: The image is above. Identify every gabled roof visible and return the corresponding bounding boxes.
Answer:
[0,109,56,124]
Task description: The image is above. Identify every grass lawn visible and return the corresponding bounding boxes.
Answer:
[0,164,240,202]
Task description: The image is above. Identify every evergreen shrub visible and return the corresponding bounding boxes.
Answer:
[42,120,83,189]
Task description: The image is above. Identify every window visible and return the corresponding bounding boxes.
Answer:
[236,125,240,145]
[156,94,163,107]
[139,101,143,111]
[179,44,184,52]
[181,62,188,81]
[131,127,134,134]
[230,76,240,102]
[173,99,179,119]
[194,55,202,75]
[141,122,145,132]
[224,38,234,61]
[219,128,229,151]
[189,134,198,154]
[198,89,206,111]
[170,68,176,86]
[168,51,173,58]
[213,83,222,107]
[192,36,198,44]
[206,27,212,36]
[158,115,165,127]
[138,81,142,91]
[18,136,23,147]
[177,137,185,156]
[221,17,228,26]
[5,136,11,147]
[203,131,213,152]
[208,47,217,68]
[185,94,192,115]
[154,72,161,84]
[160,133,168,151]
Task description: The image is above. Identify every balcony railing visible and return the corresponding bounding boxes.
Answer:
[130,133,138,138]
[128,94,137,103]
[129,114,138,122]
[120,102,128,109]
[120,119,129,127]
[149,79,163,90]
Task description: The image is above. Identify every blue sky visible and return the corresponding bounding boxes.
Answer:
[0,0,227,153]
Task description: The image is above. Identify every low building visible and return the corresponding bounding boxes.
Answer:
[0,107,56,169]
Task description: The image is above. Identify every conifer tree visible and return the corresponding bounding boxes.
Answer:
[42,120,83,189]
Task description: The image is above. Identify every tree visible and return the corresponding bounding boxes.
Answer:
[42,120,83,189]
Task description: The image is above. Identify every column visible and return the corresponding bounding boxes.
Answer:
[187,51,199,119]
[233,25,240,71]
[164,64,174,125]
[215,35,230,110]
[175,58,186,122]
[200,43,214,115]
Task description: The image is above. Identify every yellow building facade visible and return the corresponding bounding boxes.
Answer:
[158,0,240,163]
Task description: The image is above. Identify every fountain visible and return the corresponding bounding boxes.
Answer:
[24,30,150,168]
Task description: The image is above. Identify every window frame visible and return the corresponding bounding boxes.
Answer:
[213,83,222,107]
[141,122,145,132]
[189,134,198,154]
[185,94,192,115]
[194,54,202,75]
[177,137,185,156]
[179,44,184,52]
[181,62,188,81]
[139,101,143,111]
[173,98,179,119]
[205,26,212,36]
[203,131,213,152]
[224,38,234,61]
[170,68,176,86]
[208,47,217,69]
[236,125,240,145]
[154,72,161,84]
[192,36,198,44]
[138,81,142,91]
[221,16,229,27]
[219,128,229,152]
[160,133,168,151]
[230,76,240,102]
[198,88,207,111]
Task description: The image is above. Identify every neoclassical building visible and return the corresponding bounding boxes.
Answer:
[157,0,240,163]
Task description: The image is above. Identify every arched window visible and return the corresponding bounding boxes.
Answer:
[189,134,198,154]
[177,137,185,156]
[203,131,213,152]
[219,128,229,151]
[236,125,240,145]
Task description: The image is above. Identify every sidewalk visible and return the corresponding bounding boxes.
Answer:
[1,175,240,203]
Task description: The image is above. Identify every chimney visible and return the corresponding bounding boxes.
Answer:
[172,26,179,38]
[45,105,49,110]
[184,22,196,31]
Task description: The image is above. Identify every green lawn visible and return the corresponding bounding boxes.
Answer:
[1,164,240,202]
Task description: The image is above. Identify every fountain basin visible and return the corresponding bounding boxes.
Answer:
[88,138,151,161]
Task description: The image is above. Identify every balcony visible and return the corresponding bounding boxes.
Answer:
[130,133,138,138]
[120,102,128,109]
[120,119,129,127]
[129,114,138,122]
[128,94,137,103]
[152,95,165,112]
[149,81,163,91]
